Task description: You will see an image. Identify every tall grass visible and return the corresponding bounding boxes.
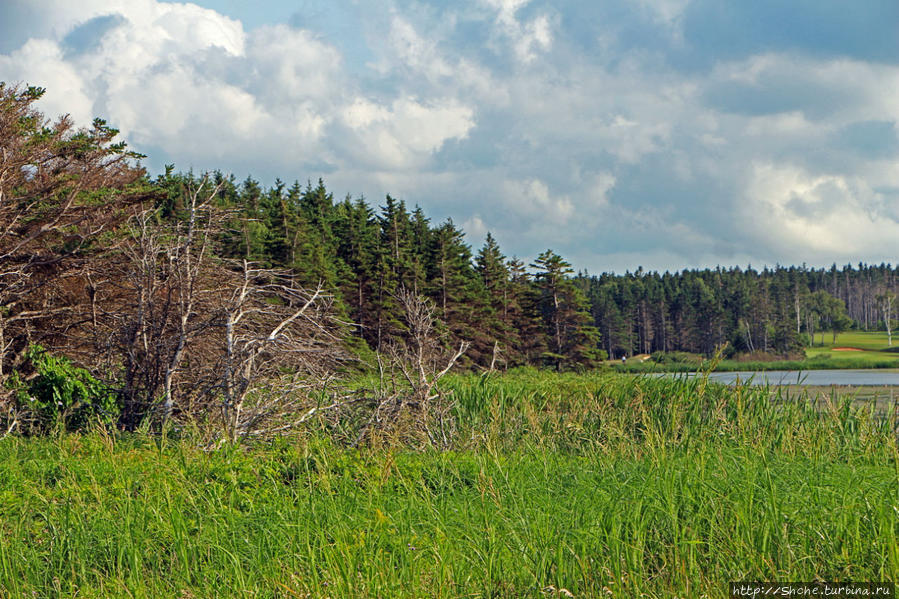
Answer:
[0,372,897,597]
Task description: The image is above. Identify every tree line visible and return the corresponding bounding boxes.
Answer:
[577,265,897,359]
[2,82,898,438]
[172,169,603,371]
[175,170,897,363]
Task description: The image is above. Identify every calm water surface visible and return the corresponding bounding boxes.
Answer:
[666,369,899,386]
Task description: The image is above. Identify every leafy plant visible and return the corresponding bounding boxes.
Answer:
[9,345,119,432]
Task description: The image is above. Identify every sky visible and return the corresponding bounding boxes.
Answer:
[1,0,898,273]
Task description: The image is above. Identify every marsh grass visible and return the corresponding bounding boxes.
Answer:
[1,372,898,597]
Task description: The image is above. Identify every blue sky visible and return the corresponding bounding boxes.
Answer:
[1,0,897,273]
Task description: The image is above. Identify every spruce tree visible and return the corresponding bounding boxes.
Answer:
[427,220,493,364]
[506,258,546,366]
[531,250,602,370]
[333,196,380,345]
[476,233,514,366]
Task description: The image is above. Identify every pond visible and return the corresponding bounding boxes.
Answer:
[665,369,899,386]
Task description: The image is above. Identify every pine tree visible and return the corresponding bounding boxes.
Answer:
[370,196,416,348]
[333,196,379,345]
[506,258,545,366]
[427,219,493,364]
[531,250,601,370]
[475,233,514,366]
[287,181,330,284]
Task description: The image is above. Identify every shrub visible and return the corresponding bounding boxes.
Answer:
[650,351,702,365]
[7,345,120,432]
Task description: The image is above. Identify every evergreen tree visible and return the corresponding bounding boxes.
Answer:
[475,233,514,365]
[292,180,342,291]
[369,196,416,348]
[147,167,899,367]
[506,258,545,365]
[333,196,379,343]
[531,250,601,370]
[426,220,494,364]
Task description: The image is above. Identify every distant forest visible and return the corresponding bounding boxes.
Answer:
[164,170,895,365]
[2,82,898,381]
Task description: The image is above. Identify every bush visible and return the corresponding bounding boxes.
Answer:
[7,345,120,432]
[650,351,702,365]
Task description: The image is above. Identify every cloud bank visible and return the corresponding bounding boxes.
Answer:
[1,0,897,272]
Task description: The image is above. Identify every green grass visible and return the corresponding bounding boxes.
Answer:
[810,330,897,351]
[616,331,899,372]
[1,371,898,597]
[805,330,899,366]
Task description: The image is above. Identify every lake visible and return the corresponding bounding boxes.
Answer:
[663,369,899,386]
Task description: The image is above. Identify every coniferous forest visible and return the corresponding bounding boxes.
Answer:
[3,82,898,394]
[159,169,899,363]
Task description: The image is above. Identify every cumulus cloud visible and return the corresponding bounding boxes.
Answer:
[381,14,507,106]
[2,0,896,272]
[462,215,488,238]
[482,0,553,63]
[588,173,617,207]
[0,39,94,124]
[0,0,474,177]
[340,97,474,170]
[742,163,899,260]
[503,178,574,224]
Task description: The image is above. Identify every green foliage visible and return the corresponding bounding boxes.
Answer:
[140,169,899,373]
[650,350,702,365]
[9,346,119,432]
[532,249,602,369]
[2,373,898,597]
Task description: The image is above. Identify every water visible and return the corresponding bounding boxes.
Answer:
[664,369,899,386]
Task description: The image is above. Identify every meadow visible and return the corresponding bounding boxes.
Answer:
[1,371,898,598]
[806,330,899,363]
[614,330,899,373]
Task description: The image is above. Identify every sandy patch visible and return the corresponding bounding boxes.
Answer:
[832,347,864,352]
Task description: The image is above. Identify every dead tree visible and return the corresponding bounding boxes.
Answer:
[91,177,349,436]
[102,178,225,425]
[210,260,344,443]
[0,86,349,438]
[352,288,468,448]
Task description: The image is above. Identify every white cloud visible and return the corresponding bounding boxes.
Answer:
[340,97,474,170]
[589,173,617,207]
[503,178,574,224]
[384,15,507,105]
[245,25,342,106]
[482,0,553,63]
[388,16,454,80]
[709,54,899,124]
[0,39,94,123]
[463,215,488,238]
[2,1,897,272]
[629,0,689,28]
[0,0,475,176]
[742,163,899,259]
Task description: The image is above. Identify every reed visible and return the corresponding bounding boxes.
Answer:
[0,372,896,597]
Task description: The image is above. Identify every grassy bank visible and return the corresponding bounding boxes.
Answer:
[613,330,899,373]
[808,330,897,351]
[614,355,899,373]
[1,372,898,597]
